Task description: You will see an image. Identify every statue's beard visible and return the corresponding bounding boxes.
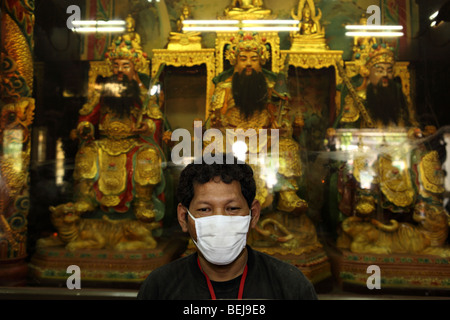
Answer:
[232,69,268,119]
[100,75,141,118]
[366,78,407,126]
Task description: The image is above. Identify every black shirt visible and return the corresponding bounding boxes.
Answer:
[137,245,318,300]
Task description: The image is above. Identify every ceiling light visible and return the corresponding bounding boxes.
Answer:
[345,24,404,37]
[242,20,299,25]
[182,19,299,32]
[72,20,126,26]
[71,20,126,33]
[345,31,404,37]
[429,11,439,20]
[345,25,403,30]
[242,26,298,31]
[182,20,239,25]
[182,26,240,32]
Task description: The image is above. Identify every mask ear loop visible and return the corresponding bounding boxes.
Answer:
[186,208,197,223]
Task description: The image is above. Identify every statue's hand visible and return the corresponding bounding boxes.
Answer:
[77,122,94,140]
[132,122,150,135]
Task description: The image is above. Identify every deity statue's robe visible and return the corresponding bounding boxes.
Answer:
[205,68,306,212]
[73,77,166,222]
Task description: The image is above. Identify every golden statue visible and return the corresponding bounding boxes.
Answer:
[167,4,202,50]
[121,14,141,48]
[202,32,320,255]
[222,0,273,20]
[335,42,416,129]
[42,34,166,251]
[328,42,449,263]
[351,14,376,60]
[339,200,450,257]
[290,0,327,51]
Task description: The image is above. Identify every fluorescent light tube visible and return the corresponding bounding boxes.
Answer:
[182,20,239,25]
[73,27,126,33]
[242,26,298,31]
[242,20,299,24]
[345,31,404,37]
[182,26,240,32]
[72,20,126,26]
[429,11,439,20]
[345,25,403,30]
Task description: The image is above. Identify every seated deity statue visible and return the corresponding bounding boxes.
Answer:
[223,0,272,19]
[45,37,167,251]
[327,43,447,256]
[331,44,417,223]
[205,32,307,214]
[299,3,319,35]
[116,14,141,49]
[290,0,327,50]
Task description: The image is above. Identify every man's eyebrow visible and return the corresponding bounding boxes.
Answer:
[193,198,240,206]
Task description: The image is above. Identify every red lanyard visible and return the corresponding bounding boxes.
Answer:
[197,257,248,300]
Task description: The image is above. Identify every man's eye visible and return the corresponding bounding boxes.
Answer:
[197,208,209,212]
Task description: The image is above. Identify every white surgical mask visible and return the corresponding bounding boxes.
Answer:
[187,209,251,266]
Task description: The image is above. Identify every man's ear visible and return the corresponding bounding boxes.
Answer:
[249,199,261,229]
[177,203,189,233]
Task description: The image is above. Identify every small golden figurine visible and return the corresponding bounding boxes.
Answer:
[222,0,273,20]
[167,4,202,50]
[290,0,327,51]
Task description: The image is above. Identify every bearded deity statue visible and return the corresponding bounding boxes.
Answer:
[202,32,323,254]
[334,43,416,129]
[326,43,449,260]
[40,33,166,251]
[327,43,417,229]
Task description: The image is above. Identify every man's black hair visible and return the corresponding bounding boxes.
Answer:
[176,154,256,209]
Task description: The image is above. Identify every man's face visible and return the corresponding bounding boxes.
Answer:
[177,179,259,242]
[369,63,394,87]
[235,51,262,76]
[112,59,135,82]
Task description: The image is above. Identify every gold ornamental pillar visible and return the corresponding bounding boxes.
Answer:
[0,0,35,285]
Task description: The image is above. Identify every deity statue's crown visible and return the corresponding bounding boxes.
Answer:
[225,31,270,65]
[105,36,149,74]
[355,42,396,69]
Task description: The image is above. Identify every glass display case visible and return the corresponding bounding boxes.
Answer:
[1,0,450,299]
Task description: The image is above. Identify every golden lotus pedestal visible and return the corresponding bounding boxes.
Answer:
[337,249,450,295]
[28,238,187,289]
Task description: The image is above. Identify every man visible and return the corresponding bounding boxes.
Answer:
[137,155,317,300]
